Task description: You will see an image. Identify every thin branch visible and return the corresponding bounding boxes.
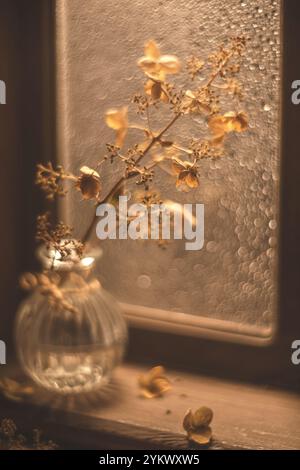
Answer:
[206,51,234,88]
[172,144,193,155]
[82,112,181,243]
[146,107,152,135]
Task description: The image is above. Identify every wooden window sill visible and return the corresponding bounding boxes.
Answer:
[0,363,299,450]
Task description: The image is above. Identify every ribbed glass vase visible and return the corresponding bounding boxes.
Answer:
[15,244,127,394]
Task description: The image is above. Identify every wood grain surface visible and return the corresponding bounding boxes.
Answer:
[0,363,299,450]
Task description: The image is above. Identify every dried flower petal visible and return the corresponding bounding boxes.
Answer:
[192,406,213,428]
[208,111,248,137]
[210,134,225,148]
[185,172,199,189]
[172,158,187,175]
[79,166,100,178]
[183,409,194,433]
[105,107,128,130]
[144,40,161,60]
[138,57,159,75]
[140,377,171,399]
[138,366,171,398]
[144,80,169,103]
[105,107,128,147]
[189,427,212,446]
[158,55,181,74]
[138,40,180,81]
[224,111,248,132]
[172,158,199,192]
[183,407,214,447]
[208,115,224,134]
[151,81,163,100]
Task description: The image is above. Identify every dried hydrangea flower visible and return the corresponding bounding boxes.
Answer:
[137,40,181,81]
[75,166,101,201]
[156,150,198,191]
[182,89,217,115]
[172,157,199,192]
[183,407,214,446]
[208,111,248,140]
[138,365,171,398]
[138,41,180,104]
[105,106,128,147]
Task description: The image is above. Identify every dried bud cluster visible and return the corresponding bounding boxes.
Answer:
[36,163,72,200]
[0,418,57,450]
[36,212,83,260]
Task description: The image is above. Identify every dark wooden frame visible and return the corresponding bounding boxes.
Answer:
[0,0,56,352]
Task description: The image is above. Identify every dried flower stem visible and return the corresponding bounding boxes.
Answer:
[82,41,238,245]
[32,38,248,260]
[82,113,180,243]
[206,51,234,88]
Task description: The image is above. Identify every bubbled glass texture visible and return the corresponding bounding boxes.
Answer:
[16,273,127,394]
[57,0,281,334]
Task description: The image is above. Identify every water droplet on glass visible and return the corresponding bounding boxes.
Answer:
[269,219,277,230]
[206,241,218,253]
[137,275,151,289]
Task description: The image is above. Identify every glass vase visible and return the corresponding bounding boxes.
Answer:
[15,244,127,394]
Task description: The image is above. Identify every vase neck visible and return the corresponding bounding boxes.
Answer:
[36,242,102,273]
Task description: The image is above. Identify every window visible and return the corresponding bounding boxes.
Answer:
[55,0,283,345]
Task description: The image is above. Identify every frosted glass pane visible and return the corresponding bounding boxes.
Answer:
[56,0,281,337]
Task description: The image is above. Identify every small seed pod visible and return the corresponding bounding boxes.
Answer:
[75,166,101,200]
